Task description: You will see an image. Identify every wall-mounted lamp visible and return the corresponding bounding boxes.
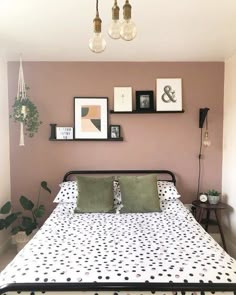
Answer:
[197,107,211,198]
[199,108,211,147]
[199,108,209,128]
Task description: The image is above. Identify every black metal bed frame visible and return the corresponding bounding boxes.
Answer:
[63,169,176,184]
[1,170,236,294]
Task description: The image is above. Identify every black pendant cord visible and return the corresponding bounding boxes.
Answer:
[197,128,203,199]
[96,0,99,15]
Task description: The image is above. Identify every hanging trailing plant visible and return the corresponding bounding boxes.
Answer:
[10,90,42,138]
[11,57,42,145]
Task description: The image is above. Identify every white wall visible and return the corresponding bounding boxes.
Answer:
[0,53,11,253]
[222,52,236,258]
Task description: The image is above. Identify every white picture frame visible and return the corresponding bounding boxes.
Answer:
[156,78,182,111]
[56,127,73,140]
[114,87,132,112]
[74,97,108,139]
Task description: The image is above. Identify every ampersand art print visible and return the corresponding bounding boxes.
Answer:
[156,78,182,111]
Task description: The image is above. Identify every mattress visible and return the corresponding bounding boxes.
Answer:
[0,199,236,294]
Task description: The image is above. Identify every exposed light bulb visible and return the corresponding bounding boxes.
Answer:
[108,0,121,39]
[203,130,211,147]
[120,0,137,41]
[89,33,106,53]
[120,19,137,41]
[108,20,121,40]
[89,0,106,53]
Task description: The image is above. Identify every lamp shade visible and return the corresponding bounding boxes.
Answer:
[199,108,210,128]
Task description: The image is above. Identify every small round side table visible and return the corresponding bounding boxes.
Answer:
[192,200,228,252]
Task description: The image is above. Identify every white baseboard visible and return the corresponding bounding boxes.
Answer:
[0,237,11,256]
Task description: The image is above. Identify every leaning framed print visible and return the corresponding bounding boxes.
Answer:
[114,87,132,112]
[136,90,154,112]
[74,97,108,139]
[109,125,121,139]
[56,127,73,140]
[156,78,182,111]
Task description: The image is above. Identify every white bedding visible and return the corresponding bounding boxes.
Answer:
[0,200,236,293]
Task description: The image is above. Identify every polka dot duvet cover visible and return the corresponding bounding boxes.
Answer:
[0,200,236,295]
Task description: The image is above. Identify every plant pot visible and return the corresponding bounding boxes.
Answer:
[14,229,38,252]
[208,195,220,205]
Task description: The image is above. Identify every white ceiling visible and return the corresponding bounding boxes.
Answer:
[0,0,236,62]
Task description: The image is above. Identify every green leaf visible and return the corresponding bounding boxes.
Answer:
[11,226,22,235]
[22,217,37,235]
[34,205,45,218]
[10,97,42,138]
[41,181,51,194]
[25,227,36,236]
[5,213,18,228]
[22,216,34,228]
[0,219,5,230]
[0,202,11,214]
[20,196,34,211]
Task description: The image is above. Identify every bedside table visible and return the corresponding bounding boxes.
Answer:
[192,200,228,252]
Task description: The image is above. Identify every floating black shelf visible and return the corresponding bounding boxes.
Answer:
[49,137,123,142]
[110,110,184,114]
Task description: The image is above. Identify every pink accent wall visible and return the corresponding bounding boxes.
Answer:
[8,62,224,217]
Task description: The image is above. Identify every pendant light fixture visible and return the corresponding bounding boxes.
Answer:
[89,0,136,52]
[89,0,106,53]
[120,0,137,41]
[108,0,121,39]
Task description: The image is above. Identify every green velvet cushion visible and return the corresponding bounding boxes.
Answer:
[119,174,161,213]
[74,176,114,213]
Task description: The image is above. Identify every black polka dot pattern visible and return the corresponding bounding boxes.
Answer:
[1,200,236,294]
[53,180,180,213]
[157,181,181,200]
[53,180,123,213]
[53,181,78,203]
[113,180,181,212]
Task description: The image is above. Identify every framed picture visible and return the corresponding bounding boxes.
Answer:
[156,78,182,111]
[56,127,73,140]
[74,97,108,139]
[136,91,154,111]
[109,125,121,139]
[114,87,132,112]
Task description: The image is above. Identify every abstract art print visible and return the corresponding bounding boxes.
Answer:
[156,78,182,111]
[74,97,108,139]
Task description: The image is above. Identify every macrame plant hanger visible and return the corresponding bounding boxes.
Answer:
[17,57,27,146]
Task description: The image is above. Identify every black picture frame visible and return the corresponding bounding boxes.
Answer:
[109,125,121,139]
[136,91,154,112]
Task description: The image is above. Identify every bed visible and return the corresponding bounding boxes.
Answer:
[0,169,236,295]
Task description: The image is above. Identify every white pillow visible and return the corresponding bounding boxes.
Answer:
[112,180,181,203]
[111,179,180,213]
[53,179,180,209]
[53,180,123,213]
[53,181,78,203]
[157,180,181,200]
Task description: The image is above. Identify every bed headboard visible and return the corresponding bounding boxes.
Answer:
[63,170,176,185]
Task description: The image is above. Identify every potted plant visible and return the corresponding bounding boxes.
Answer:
[10,89,42,138]
[0,181,51,251]
[207,189,220,205]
